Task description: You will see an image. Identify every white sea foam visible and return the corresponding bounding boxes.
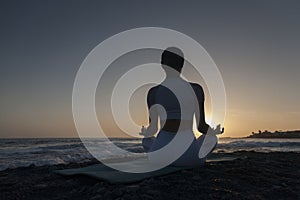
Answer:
[0,138,299,171]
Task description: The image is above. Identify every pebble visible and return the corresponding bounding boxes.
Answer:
[90,194,102,200]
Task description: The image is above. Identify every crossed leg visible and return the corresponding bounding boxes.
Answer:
[142,136,156,153]
[142,134,217,158]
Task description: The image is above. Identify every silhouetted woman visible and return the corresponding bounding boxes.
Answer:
[140,47,223,167]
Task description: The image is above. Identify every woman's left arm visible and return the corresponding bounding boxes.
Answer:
[146,87,158,136]
[146,107,158,136]
[145,87,159,136]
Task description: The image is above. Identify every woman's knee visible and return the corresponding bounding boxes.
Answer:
[142,137,155,152]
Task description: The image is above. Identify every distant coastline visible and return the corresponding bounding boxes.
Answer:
[247,130,300,138]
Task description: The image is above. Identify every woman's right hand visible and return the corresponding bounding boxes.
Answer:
[139,125,147,136]
[208,124,224,135]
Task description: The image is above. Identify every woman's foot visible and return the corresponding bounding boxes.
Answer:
[198,125,224,158]
[198,132,218,159]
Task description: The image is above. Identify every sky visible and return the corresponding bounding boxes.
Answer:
[1,0,300,138]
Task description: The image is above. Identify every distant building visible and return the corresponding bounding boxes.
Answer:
[247,130,300,138]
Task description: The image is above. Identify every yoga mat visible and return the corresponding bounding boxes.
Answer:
[55,156,238,184]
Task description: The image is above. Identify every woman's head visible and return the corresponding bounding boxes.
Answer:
[161,47,184,73]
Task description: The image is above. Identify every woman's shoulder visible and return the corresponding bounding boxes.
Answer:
[148,85,159,93]
[148,84,169,92]
[149,82,203,93]
[189,82,204,90]
[147,85,160,99]
[189,82,205,101]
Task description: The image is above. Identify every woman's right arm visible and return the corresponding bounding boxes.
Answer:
[197,100,209,134]
[193,84,210,134]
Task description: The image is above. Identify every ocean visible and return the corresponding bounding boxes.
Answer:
[0,138,299,171]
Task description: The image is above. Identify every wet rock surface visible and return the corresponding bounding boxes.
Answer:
[1,152,299,200]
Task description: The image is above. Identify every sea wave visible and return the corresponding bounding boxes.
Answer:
[0,138,299,171]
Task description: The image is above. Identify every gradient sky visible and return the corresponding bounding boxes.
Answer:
[1,0,300,138]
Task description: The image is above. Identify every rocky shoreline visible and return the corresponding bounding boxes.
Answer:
[1,151,299,200]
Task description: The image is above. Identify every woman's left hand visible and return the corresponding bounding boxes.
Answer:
[208,124,224,135]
